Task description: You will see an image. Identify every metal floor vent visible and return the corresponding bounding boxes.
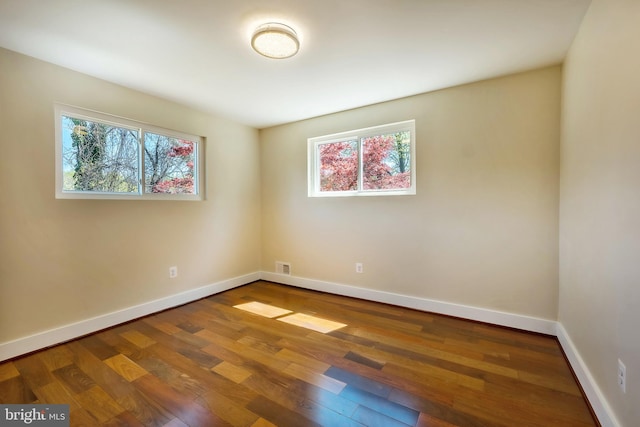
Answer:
[276,261,291,275]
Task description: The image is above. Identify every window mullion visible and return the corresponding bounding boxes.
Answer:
[358,136,363,192]
[315,141,322,195]
[139,130,145,195]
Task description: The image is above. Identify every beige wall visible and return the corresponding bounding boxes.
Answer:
[560,0,640,425]
[2,6,636,422]
[0,48,262,343]
[261,66,561,320]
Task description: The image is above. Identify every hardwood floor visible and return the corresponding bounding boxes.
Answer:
[0,281,597,426]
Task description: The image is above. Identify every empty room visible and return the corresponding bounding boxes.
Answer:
[0,0,638,426]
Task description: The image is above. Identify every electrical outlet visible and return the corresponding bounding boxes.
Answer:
[169,266,178,279]
[618,359,626,393]
[355,263,363,273]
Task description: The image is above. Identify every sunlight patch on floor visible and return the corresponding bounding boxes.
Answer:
[233,301,347,333]
[233,301,293,318]
[277,313,347,333]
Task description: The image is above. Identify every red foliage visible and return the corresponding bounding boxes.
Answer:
[152,177,194,194]
[168,140,194,158]
[318,135,410,192]
[362,135,410,190]
[319,141,358,191]
[150,139,196,194]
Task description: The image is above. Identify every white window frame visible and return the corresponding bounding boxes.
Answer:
[55,104,205,201]
[308,120,416,197]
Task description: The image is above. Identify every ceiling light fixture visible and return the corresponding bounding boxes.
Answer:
[251,22,300,59]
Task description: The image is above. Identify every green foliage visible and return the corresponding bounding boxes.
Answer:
[64,116,139,193]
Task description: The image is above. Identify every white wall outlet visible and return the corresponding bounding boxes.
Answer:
[169,266,178,279]
[355,262,363,273]
[618,359,626,393]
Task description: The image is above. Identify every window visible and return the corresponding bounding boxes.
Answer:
[308,120,415,197]
[55,105,203,200]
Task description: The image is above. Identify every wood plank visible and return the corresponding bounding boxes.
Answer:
[13,353,57,389]
[67,340,173,426]
[196,390,261,427]
[275,347,331,372]
[32,382,81,411]
[104,355,149,382]
[283,363,346,394]
[242,365,360,425]
[0,376,37,404]
[115,389,173,427]
[52,363,96,394]
[250,418,278,427]
[137,357,208,399]
[245,395,323,427]
[176,321,204,334]
[0,362,20,382]
[212,360,253,384]
[67,340,137,405]
[277,335,458,407]
[119,330,157,349]
[350,405,413,427]
[106,410,146,427]
[142,316,183,336]
[74,385,126,424]
[389,388,494,427]
[134,374,230,427]
[344,351,386,370]
[0,281,597,427]
[416,412,464,427]
[69,408,101,426]
[161,418,188,427]
[38,346,75,371]
[77,334,120,361]
[145,341,259,408]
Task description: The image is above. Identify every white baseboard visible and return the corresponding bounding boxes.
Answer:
[556,323,621,427]
[260,272,557,335]
[262,272,621,426]
[0,272,260,362]
[0,271,619,427]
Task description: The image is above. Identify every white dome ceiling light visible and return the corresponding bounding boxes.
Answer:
[251,22,300,59]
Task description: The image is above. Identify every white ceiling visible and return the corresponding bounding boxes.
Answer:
[0,0,590,129]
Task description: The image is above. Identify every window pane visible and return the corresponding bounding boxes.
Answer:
[61,116,139,193]
[318,140,358,192]
[144,133,196,194]
[362,131,411,190]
